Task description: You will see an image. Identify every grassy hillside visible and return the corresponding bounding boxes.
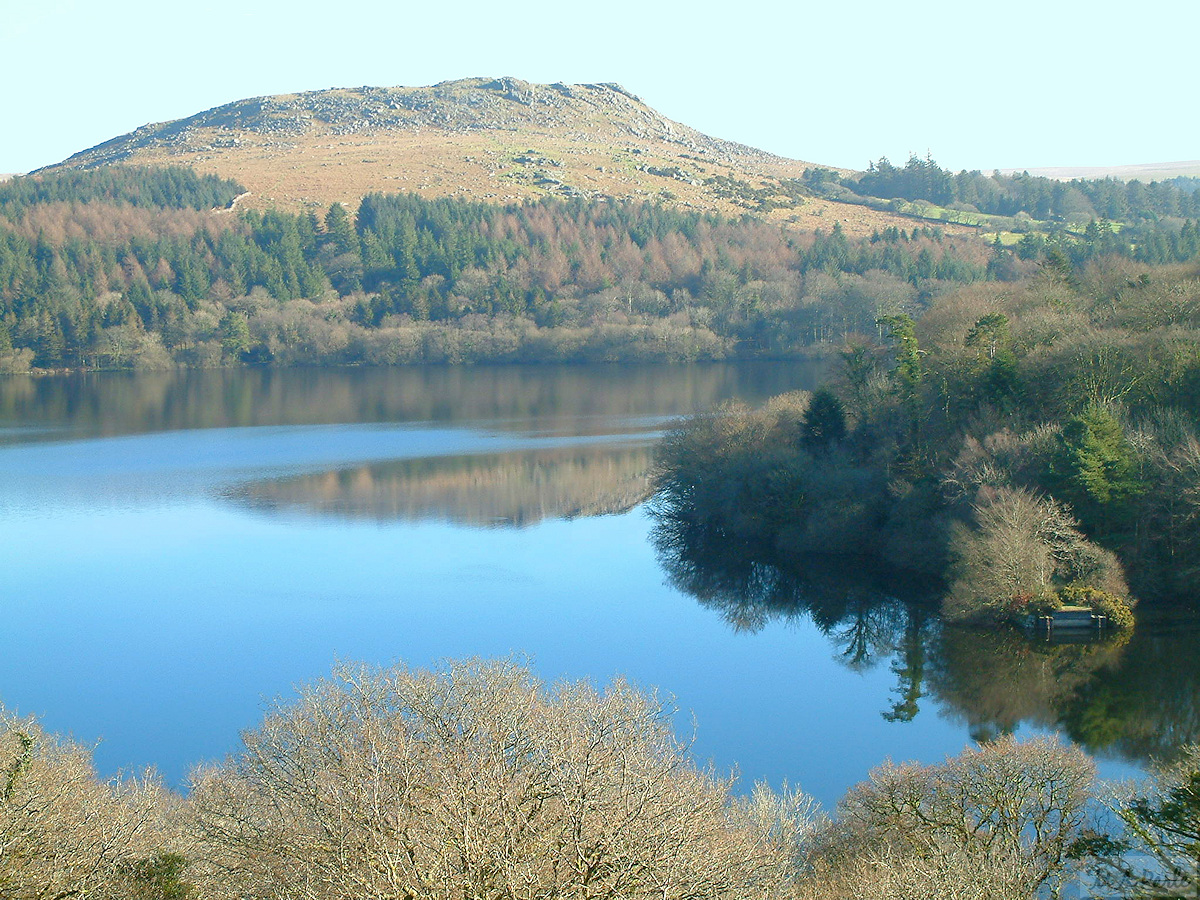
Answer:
[39,78,937,237]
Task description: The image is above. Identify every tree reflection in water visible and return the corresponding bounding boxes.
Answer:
[650,494,1200,768]
[649,504,936,716]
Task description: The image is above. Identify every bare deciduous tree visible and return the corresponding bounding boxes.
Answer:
[188,658,805,900]
[945,486,1129,621]
[802,735,1095,898]
[797,843,1040,900]
[1,707,177,900]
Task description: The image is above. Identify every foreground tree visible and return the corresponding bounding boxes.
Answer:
[800,735,1096,898]
[188,658,804,900]
[0,707,181,900]
[1087,744,1200,897]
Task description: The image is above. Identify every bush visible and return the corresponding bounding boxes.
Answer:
[1058,584,1136,631]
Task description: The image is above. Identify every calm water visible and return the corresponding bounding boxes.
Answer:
[1,364,1192,806]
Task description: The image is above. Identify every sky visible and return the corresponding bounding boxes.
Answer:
[2,0,1197,176]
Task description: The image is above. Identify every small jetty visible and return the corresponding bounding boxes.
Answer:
[1026,605,1110,635]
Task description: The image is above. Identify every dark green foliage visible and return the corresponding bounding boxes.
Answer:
[323,203,356,256]
[857,154,955,206]
[800,388,846,450]
[1054,405,1141,532]
[219,310,251,358]
[3,730,32,802]
[878,315,922,399]
[965,313,1019,406]
[123,852,193,900]
[877,314,924,450]
[0,166,243,216]
[850,154,1200,223]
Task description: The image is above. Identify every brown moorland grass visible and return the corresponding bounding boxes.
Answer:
[44,78,970,238]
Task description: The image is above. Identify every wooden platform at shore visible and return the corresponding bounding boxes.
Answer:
[1025,605,1110,633]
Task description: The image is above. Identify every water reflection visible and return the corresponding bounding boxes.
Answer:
[0,361,829,445]
[651,502,1200,767]
[929,627,1129,744]
[233,443,655,528]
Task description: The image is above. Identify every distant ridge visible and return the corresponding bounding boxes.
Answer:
[1000,160,1200,181]
[37,77,910,234]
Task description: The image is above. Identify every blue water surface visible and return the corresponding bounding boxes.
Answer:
[0,365,1156,808]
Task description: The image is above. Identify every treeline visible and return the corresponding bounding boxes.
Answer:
[0,168,992,371]
[1002,218,1200,268]
[6,163,1200,372]
[839,153,1200,222]
[4,658,1197,900]
[652,256,1200,614]
[0,165,243,217]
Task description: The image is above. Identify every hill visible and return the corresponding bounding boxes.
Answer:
[41,77,911,236]
[7,81,1199,376]
[1001,160,1200,182]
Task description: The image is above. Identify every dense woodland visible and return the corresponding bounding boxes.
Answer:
[651,256,1200,615]
[3,162,1199,373]
[837,153,1200,225]
[0,166,995,371]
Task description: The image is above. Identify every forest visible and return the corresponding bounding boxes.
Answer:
[4,162,1199,372]
[0,166,992,371]
[839,153,1200,224]
[651,254,1200,617]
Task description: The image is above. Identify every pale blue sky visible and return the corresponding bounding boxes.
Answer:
[2,0,1196,175]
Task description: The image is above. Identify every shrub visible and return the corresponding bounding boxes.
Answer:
[1058,584,1136,631]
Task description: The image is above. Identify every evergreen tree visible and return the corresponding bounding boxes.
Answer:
[1053,404,1140,533]
[220,310,252,359]
[800,388,847,451]
[324,203,356,256]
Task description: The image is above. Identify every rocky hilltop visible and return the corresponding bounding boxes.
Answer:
[62,78,783,171]
[44,77,900,232]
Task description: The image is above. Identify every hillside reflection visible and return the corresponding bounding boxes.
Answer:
[0,360,828,445]
[651,507,1200,765]
[233,443,653,527]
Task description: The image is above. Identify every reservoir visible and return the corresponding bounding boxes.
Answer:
[0,363,1188,805]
